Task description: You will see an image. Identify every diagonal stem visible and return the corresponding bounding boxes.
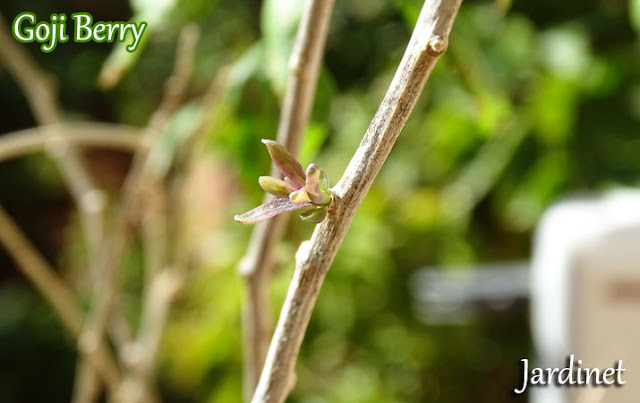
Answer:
[251,1,463,401]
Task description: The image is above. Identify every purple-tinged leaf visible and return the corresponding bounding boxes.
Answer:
[259,176,295,198]
[305,164,331,205]
[289,188,312,204]
[234,198,312,224]
[299,206,328,223]
[262,139,306,188]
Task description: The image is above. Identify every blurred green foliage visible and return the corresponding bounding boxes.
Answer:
[1,0,640,402]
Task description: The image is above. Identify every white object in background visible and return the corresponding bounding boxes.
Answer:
[531,188,640,403]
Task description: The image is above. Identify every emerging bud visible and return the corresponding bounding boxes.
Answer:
[305,164,331,205]
[234,139,333,225]
[289,188,312,204]
[261,139,306,188]
[259,176,295,198]
[299,205,328,223]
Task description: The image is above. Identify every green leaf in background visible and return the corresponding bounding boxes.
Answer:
[528,76,578,146]
[163,269,243,402]
[393,0,422,27]
[502,150,570,231]
[631,0,640,35]
[299,121,329,164]
[98,0,178,89]
[539,25,591,82]
[147,102,204,177]
[227,43,265,106]
[261,0,305,97]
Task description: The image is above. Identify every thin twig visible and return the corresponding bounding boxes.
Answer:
[251,1,462,401]
[71,362,101,403]
[119,270,182,403]
[0,15,60,125]
[0,204,123,396]
[123,68,230,398]
[239,0,335,399]
[0,206,83,335]
[0,120,143,403]
[169,66,229,270]
[0,13,105,260]
[114,26,201,403]
[0,13,120,402]
[79,23,197,351]
[0,122,145,398]
[73,25,198,403]
[0,123,146,162]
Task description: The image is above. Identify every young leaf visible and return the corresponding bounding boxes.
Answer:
[262,139,306,188]
[305,164,331,205]
[299,206,328,223]
[259,176,296,198]
[235,198,312,224]
[289,188,312,204]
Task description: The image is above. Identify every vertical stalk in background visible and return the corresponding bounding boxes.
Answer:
[239,0,335,400]
[119,25,199,403]
[77,24,198,403]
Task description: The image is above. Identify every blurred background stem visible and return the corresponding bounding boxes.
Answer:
[238,0,335,400]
